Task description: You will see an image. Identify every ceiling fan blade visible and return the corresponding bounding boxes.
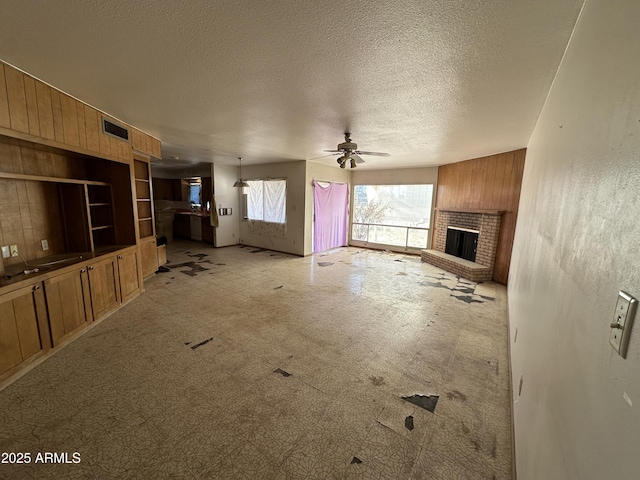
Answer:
[355,150,390,157]
[310,152,341,160]
[352,154,365,164]
[323,149,342,153]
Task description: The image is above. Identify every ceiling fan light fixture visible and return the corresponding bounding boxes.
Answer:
[350,158,356,168]
[233,157,249,188]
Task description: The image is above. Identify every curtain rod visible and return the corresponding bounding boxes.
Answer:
[314,179,348,185]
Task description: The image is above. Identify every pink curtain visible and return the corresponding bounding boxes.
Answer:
[313,180,349,253]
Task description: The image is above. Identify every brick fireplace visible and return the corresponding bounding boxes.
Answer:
[421,209,503,282]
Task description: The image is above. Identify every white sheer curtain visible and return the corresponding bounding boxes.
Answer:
[264,180,286,223]
[247,180,264,221]
[247,179,286,224]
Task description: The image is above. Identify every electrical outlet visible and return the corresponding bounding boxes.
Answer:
[610,291,637,358]
[41,239,49,251]
[10,245,18,257]
[1,245,9,258]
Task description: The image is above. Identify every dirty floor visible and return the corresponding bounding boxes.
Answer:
[0,241,513,479]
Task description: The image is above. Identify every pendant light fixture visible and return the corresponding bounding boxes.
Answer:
[233,157,249,188]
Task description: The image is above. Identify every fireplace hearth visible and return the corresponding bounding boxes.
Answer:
[421,208,503,282]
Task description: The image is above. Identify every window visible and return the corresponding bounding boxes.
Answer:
[245,179,286,223]
[352,184,433,250]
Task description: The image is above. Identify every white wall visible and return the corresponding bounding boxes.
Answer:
[304,162,351,255]
[212,164,240,247]
[509,1,640,479]
[239,160,306,255]
[350,166,438,186]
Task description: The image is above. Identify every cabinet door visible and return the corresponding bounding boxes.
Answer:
[45,268,92,346]
[0,283,50,377]
[88,256,121,320]
[118,249,142,303]
[140,238,159,279]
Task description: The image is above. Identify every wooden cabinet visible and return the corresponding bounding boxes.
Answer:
[131,127,161,158]
[0,60,134,164]
[173,214,191,239]
[117,248,142,303]
[45,267,92,346]
[88,255,121,321]
[153,178,182,201]
[140,237,159,279]
[0,282,51,380]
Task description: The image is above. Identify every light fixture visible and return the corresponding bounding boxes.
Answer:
[233,157,249,188]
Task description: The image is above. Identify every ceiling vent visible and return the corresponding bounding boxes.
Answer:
[102,117,129,141]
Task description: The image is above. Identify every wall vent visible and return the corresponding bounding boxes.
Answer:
[102,117,129,141]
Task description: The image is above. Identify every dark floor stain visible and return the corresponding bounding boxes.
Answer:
[350,457,363,464]
[198,259,215,264]
[462,422,470,434]
[394,259,405,263]
[491,435,497,458]
[479,295,495,301]
[396,272,407,276]
[250,248,268,253]
[470,439,481,451]
[401,394,439,413]
[171,277,175,279]
[184,342,191,346]
[190,337,213,350]
[418,280,451,290]
[317,262,334,267]
[270,254,278,257]
[274,368,291,377]
[180,264,210,276]
[451,294,483,304]
[188,253,209,259]
[453,287,475,295]
[445,390,467,402]
[165,282,171,285]
[405,415,414,431]
[157,266,170,273]
[273,285,283,289]
[369,376,385,386]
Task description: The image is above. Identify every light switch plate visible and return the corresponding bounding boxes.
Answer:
[610,291,637,358]
[41,239,49,251]
[1,245,9,258]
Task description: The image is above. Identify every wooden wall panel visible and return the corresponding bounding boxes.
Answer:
[50,89,65,143]
[60,94,79,146]
[0,64,10,128]
[35,81,55,140]
[4,65,29,134]
[23,76,40,137]
[434,149,526,284]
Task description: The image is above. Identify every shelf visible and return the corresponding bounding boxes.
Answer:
[89,203,111,207]
[91,225,114,231]
[138,217,152,221]
[135,178,150,183]
[136,199,151,202]
[0,171,110,186]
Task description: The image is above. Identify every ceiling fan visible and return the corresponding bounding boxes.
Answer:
[319,132,390,168]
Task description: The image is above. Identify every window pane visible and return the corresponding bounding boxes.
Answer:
[352,223,368,241]
[407,228,429,249]
[368,225,407,247]
[354,184,432,228]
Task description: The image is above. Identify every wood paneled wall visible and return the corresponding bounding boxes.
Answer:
[434,149,526,284]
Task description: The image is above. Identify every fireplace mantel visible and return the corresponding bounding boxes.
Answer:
[436,208,505,215]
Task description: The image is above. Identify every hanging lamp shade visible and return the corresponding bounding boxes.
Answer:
[233,157,249,187]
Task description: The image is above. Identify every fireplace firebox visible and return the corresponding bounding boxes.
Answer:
[445,227,478,262]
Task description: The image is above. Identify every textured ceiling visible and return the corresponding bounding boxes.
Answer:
[0,0,583,169]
